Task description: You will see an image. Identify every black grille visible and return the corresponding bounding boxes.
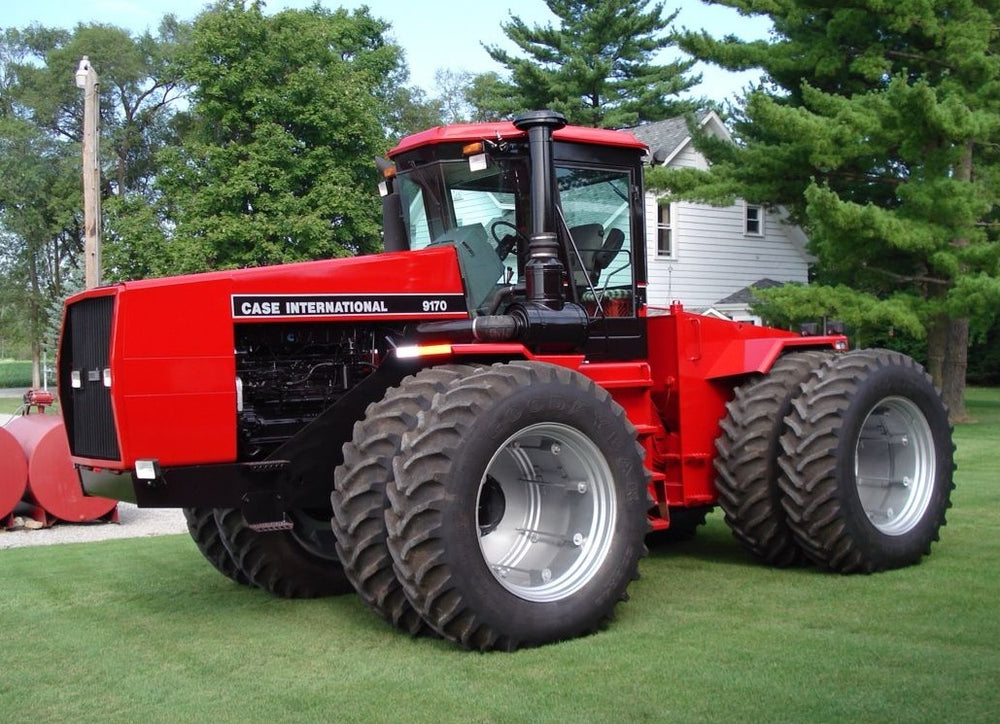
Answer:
[60,295,120,460]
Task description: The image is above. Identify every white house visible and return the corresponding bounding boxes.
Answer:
[629,112,811,323]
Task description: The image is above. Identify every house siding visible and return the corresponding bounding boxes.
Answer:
[644,194,808,309]
[667,142,708,171]
[632,112,812,316]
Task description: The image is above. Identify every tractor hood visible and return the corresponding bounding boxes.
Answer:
[58,246,469,470]
[105,245,469,323]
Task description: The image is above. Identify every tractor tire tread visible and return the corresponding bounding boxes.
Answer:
[331,365,476,635]
[182,507,253,586]
[714,351,832,566]
[387,361,649,651]
[777,349,954,573]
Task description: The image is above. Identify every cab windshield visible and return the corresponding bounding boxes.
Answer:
[395,152,636,318]
[396,156,530,256]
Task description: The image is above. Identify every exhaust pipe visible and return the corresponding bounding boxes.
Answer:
[418,110,589,352]
[513,110,567,311]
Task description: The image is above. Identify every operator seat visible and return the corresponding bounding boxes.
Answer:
[571,226,632,318]
[568,224,604,284]
[590,228,625,284]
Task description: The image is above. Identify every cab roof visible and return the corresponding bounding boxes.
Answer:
[388,121,648,158]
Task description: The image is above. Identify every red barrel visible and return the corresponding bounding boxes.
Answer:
[0,426,28,521]
[5,414,117,523]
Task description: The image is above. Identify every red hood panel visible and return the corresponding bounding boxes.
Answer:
[67,247,467,469]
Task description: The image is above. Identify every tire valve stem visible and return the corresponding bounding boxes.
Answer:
[572,533,584,546]
[576,482,588,494]
[541,568,552,583]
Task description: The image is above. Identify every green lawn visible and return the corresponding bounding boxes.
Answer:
[1,391,997,723]
[0,395,25,417]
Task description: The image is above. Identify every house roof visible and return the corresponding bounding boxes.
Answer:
[627,117,691,163]
[627,112,727,166]
[715,278,786,305]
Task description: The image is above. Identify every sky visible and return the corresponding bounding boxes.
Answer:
[3,0,772,104]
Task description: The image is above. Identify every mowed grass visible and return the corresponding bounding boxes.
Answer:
[0,370,29,417]
[1,391,998,723]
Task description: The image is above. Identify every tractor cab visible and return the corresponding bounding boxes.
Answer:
[382,112,649,359]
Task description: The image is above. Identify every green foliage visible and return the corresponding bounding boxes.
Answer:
[751,282,924,339]
[385,83,443,140]
[158,1,402,267]
[0,20,187,366]
[660,1,1000,414]
[0,115,80,378]
[478,0,700,127]
[12,20,186,197]
[463,71,526,122]
[2,392,999,721]
[0,359,31,387]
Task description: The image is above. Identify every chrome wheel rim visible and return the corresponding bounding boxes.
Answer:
[855,396,936,536]
[477,423,617,602]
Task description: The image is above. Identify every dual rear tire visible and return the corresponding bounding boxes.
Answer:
[716,349,953,573]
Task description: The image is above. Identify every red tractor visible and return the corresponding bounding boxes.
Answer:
[58,111,953,650]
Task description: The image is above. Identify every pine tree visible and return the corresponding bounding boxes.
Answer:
[480,0,700,127]
[652,0,1000,419]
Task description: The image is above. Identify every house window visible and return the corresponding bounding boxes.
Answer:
[745,203,764,236]
[657,202,674,257]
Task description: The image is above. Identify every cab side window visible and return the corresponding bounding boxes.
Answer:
[557,167,635,317]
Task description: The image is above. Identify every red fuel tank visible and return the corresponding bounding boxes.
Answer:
[5,414,117,524]
[0,426,28,523]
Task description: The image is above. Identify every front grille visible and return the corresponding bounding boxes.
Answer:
[60,295,120,460]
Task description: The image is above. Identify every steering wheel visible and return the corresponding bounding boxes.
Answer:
[490,220,526,261]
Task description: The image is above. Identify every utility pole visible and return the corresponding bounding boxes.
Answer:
[75,56,101,289]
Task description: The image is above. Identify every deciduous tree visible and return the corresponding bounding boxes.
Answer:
[0,21,186,374]
[0,117,80,384]
[158,1,405,268]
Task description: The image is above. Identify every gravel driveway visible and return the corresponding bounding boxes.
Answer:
[1,504,188,549]
[2,406,190,549]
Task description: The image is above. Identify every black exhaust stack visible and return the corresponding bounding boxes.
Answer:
[514,110,567,310]
[416,110,588,352]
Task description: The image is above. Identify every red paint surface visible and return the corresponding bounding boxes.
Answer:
[0,426,28,518]
[388,121,647,157]
[65,245,469,469]
[6,414,117,523]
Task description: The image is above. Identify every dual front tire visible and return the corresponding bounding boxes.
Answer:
[336,361,649,651]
